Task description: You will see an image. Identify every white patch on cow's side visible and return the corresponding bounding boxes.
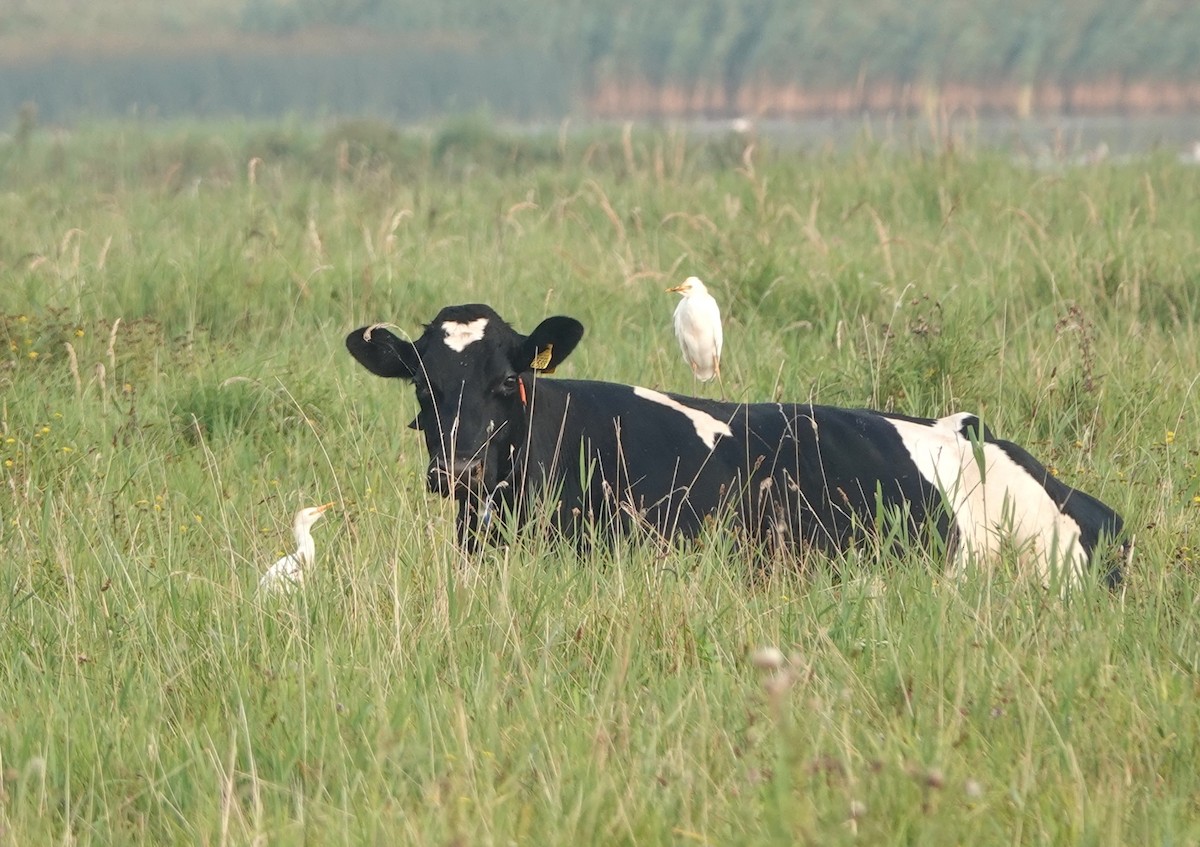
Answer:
[886,413,1088,585]
[632,386,732,449]
[441,318,489,352]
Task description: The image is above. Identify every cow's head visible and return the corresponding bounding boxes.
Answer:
[346,304,584,515]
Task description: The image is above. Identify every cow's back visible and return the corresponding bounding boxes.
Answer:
[517,382,949,551]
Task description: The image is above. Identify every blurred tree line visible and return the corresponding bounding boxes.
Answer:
[2,0,1198,121]
[238,0,1200,90]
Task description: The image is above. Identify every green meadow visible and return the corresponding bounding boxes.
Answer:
[2,119,1199,844]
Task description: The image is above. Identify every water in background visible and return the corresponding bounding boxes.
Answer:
[681,113,1200,160]
[4,47,1200,159]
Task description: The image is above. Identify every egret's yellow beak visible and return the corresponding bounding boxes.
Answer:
[316,502,335,512]
[667,284,685,293]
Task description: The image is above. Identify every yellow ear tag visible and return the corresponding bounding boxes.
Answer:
[530,344,554,373]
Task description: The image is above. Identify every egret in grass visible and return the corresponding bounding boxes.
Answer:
[258,502,334,594]
[668,276,723,383]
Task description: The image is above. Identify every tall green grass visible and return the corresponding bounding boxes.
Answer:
[1,120,1198,844]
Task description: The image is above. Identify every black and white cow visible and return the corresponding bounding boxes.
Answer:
[346,304,1124,586]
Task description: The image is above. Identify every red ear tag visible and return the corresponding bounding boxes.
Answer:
[518,376,528,407]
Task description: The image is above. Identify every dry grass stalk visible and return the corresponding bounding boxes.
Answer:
[1142,173,1157,224]
[105,318,120,377]
[306,216,325,262]
[64,342,81,398]
[804,195,828,255]
[60,227,83,277]
[380,209,413,256]
[97,236,112,271]
[585,180,627,245]
[95,363,108,415]
[866,205,896,283]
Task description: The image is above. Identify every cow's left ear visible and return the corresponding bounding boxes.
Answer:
[346,326,420,379]
[515,316,584,374]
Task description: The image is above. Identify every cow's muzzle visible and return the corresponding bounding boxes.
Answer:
[427,457,484,497]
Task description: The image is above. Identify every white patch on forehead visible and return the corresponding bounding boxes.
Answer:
[441,318,489,352]
[633,386,732,449]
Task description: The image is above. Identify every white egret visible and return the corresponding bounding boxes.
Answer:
[667,276,723,383]
[258,503,334,594]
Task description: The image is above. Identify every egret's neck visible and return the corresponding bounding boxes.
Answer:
[293,523,317,565]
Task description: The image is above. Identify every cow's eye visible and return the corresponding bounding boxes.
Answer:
[413,378,432,401]
[499,374,520,396]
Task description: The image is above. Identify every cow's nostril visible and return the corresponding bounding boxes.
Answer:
[426,462,451,495]
[427,458,482,496]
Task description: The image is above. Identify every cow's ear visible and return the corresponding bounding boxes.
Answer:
[515,316,584,374]
[346,326,420,379]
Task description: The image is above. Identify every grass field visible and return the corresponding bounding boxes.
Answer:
[1,119,1199,844]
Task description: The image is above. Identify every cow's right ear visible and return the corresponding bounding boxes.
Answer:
[515,316,584,374]
[345,326,420,379]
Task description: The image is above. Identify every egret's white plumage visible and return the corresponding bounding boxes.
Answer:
[668,276,723,382]
[258,503,333,594]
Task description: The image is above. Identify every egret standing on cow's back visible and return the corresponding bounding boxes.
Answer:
[668,276,723,383]
[259,503,334,594]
